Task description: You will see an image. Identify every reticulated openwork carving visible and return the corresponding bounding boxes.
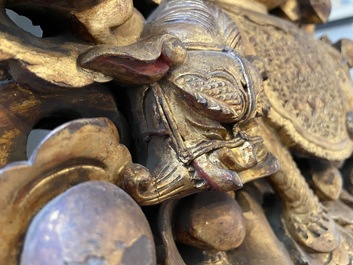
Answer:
[1,0,353,264]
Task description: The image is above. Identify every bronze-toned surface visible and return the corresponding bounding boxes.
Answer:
[21,181,156,265]
[114,0,280,205]
[158,200,186,265]
[228,191,293,265]
[216,1,353,255]
[6,0,106,11]
[258,118,341,253]
[1,0,353,264]
[298,0,332,24]
[255,0,285,10]
[224,7,353,161]
[0,118,132,265]
[0,0,143,87]
[334,38,353,68]
[72,0,144,46]
[0,12,99,87]
[0,81,125,167]
[275,0,302,21]
[79,33,187,85]
[174,192,246,251]
[311,163,343,200]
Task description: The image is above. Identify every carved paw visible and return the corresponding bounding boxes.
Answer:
[284,205,340,253]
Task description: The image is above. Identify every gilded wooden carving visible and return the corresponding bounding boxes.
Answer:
[1,0,353,264]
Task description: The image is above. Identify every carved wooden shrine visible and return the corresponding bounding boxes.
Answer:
[1,0,353,264]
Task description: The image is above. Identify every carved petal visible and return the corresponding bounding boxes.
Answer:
[0,118,132,265]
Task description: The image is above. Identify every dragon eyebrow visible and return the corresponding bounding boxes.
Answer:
[177,45,257,123]
[226,50,256,122]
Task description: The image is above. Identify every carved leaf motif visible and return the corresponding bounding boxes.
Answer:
[173,73,247,122]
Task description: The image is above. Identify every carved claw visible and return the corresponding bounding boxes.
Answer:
[275,168,341,253]
[284,200,340,253]
[269,165,340,253]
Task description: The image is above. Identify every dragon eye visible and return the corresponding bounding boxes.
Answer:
[172,72,248,123]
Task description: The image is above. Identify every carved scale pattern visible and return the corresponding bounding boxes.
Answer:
[234,13,347,148]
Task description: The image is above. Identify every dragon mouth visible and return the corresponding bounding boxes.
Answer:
[192,158,243,191]
[191,135,278,191]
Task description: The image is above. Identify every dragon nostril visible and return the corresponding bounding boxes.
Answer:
[161,37,187,67]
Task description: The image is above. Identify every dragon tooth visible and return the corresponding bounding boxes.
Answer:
[207,99,222,111]
[209,105,222,111]
[196,93,207,105]
[222,107,232,115]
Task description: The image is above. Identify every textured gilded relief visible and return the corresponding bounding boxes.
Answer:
[1,0,353,264]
